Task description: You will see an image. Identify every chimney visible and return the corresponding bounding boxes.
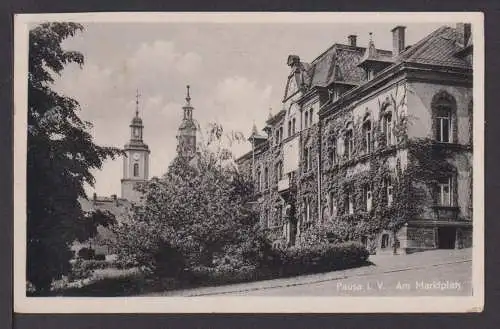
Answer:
[456,23,472,48]
[287,55,300,67]
[391,26,406,56]
[348,35,357,47]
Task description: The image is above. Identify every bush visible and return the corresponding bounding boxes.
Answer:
[278,241,369,276]
[78,247,96,260]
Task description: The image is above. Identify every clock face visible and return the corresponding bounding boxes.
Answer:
[133,153,140,160]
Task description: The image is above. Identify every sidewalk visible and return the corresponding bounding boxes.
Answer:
[148,248,472,297]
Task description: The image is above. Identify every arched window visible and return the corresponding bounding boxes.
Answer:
[292,118,296,134]
[304,111,309,129]
[287,120,292,137]
[382,111,393,146]
[309,108,314,127]
[344,123,354,159]
[432,91,456,143]
[133,163,139,177]
[363,119,372,153]
[279,126,283,142]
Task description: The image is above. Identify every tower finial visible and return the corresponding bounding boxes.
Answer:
[186,85,191,105]
[135,88,141,117]
[369,32,373,42]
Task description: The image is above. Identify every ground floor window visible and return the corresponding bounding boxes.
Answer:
[438,177,452,206]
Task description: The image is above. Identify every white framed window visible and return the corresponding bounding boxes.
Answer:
[345,125,354,159]
[438,177,452,206]
[329,191,337,217]
[384,177,394,207]
[364,184,372,211]
[345,189,354,215]
[383,112,393,146]
[363,120,372,153]
[436,106,451,143]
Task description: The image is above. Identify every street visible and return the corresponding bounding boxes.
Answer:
[156,248,472,297]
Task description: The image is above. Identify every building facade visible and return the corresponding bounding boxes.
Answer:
[237,24,473,254]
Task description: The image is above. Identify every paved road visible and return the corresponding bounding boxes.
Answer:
[228,260,471,296]
[153,248,472,297]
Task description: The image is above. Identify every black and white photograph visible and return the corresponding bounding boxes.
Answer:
[13,12,484,313]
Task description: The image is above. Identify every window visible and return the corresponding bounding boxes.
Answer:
[292,118,296,134]
[384,177,393,207]
[309,109,314,127]
[345,124,354,159]
[279,126,283,142]
[329,137,337,165]
[303,145,311,172]
[364,184,373,211]
[303,197,311,223]
[256,169,262,191]
[276,205,283,226]
[288,120,292,137]
[345,189,354,215]
[329,191,337,217]
[432,91,456,143]
[304,111,309,129]
[383,112,393,146]
[436,106,451,143]
[438,177,452,206]
[275,161,283,183]
[133,163,139,177]
[275,129,280,144]
[363,120,372,153]
[264,166,269,189]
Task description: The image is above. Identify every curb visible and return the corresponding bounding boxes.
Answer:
[177,258,472,297]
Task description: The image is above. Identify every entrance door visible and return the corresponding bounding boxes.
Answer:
[438,227,456,249]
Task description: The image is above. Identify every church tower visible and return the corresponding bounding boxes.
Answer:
[176,85,197,160]
[121,90,150,202]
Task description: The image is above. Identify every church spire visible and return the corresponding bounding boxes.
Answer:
[177,84,197,160]
[135,88,140,117]
[185,85,191,105]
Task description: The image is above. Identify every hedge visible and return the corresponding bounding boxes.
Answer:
[188,241,369,287]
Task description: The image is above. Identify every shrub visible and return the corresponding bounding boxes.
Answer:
[279,241,369,276]
[78,247,96,260]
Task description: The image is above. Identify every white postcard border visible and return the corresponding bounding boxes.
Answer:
[13,11,485,313]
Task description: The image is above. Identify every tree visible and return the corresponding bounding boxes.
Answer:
[111,123,258,276]
[27,23,121,294]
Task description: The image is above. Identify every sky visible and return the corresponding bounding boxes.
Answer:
[50,20,446,197]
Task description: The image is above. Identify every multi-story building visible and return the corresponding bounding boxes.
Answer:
[237,24,473,254]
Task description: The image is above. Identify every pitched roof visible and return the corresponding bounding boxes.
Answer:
[395,26,471,69]
[303,43,392,88]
